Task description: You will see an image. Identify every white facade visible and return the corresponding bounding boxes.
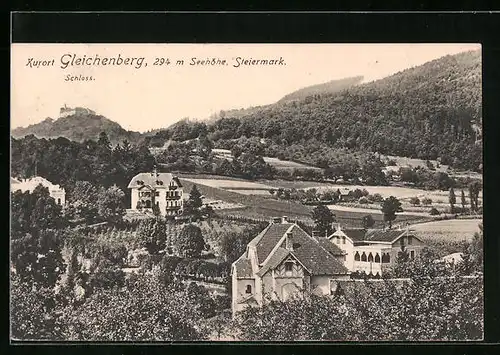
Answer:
[11,176,66,205]
[231,218,350,317]
[328,225,425,277]
[128,171,184,217]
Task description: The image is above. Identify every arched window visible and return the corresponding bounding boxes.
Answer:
[245,285,252,294]
[57,198,61,205]
[368,253,374,262]
[382,253,391,263]
[354,251,360,261]
[361,252,367,262]
[375,253,381,263]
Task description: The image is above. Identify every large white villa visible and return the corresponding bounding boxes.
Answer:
[231,217,424,317]
[127,168,185,217]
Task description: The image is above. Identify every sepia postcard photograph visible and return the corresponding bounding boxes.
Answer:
[10,43,483,342]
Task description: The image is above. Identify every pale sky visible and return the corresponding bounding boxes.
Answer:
[11,43,480,132]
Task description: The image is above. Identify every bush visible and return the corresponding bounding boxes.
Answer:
[368,193,384,203]
[429,208,441,216]
[409,197,421,206]
[422,198,433,206]
[358,197,369,204]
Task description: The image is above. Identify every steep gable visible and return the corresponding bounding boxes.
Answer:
[253,222,349,277]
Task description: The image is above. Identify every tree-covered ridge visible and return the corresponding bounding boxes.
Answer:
[278,75,364,103]
[209,50,482,172]
[12,113,143,145]
[11,134,155,197]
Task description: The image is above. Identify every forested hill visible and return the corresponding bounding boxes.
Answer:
[209,50,482,172]
[278,76,364,103]
[11,112,142,145]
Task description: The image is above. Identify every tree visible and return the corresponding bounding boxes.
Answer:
[97,131,111,151]
[311,205,336,237]
[468,181,482,213]
[175,224,206,258]
[11,229,66,289]
[11,275,64,340]
[421,197,433,206]
[449,187,456,213]
[186,282,216,319]
[362,215,375,229]
[185,185,203,219]
[461,189,467,213]
[381,196,403,229]
[70,181,100,224]
[97,185,125,224]
[137,218,167,255]
[29,185,66,231]
[60,274,207,341]
[409,197,420,206]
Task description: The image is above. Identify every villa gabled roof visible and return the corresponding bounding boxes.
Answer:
[317,238,345,256]
[249,222,349,277]
[330,227,367,242]
[364,229,420,244]
[127,172,182,189]
[248,223,294,264]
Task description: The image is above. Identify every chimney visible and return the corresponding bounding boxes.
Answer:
[285,232,293,251]
[282,216,288,223]
[271,217,282,224]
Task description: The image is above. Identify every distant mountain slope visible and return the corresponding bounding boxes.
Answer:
[278,76,364,103]
[204,76,364,124]
[12,109,142,145]
[208,50,482,171]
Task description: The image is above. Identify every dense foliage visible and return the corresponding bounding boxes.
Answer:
[233,238,484,341]
[207,51,481,172]
[12,113,142,145]
[11,134,155,199]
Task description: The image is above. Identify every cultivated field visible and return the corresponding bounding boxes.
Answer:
[262,157,323,171]
[182,178,272,190]
[180,178,314,221]
[380,154,450,172]
[212,149,322,171]
[410,219,483,242]
[327,204,431,217]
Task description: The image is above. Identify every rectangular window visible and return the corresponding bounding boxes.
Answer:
[155,191,160,197]
[408,236,413,245]
[410,250,415,259]
[285,262,293,272]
